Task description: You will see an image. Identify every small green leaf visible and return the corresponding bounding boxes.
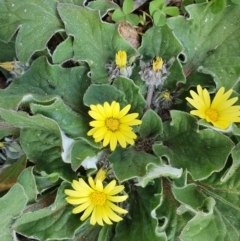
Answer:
[153,11,167,26]
[52,37,74,64]
[162,6,179,16]
[139,109,162,138]
[123,0,134,14]
[232,0,240,3]
[17,167,38,203]
[149,0,165,15]
[0,155,27,191]
[125,13,140,25]
[0,183,28,241]
[112,8,126,22]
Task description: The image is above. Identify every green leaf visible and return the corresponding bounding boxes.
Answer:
[125,13,140,26]
[139,25,183,62]
[0,57,91,112]
[153,11,167,26]
[13,182,90,241]
[0,0,63,63]
[30,97,89,139]
[57,4,137,83]
[17,167,38,203]
[111,9,126,22]
[180,209,234,241]
[109,147,160,181]
[114,181,162,241]
[0,39,16,62]
[52,37,74,64]
[0,183,28,241]
[137,163,182,188]
[154,179,194,240]
[168,2,240,89]
[71,140,99,171]
[0,109,75,181]
[35,172,60,193]
[123,0,134,14]
[139,109,162,138]
[232,0,240,3]
[208,0,226,14]
[149,0,165,15]
[153,111,234,180]
[162,6,179,16]
[88,0,119,17]
[113,77,146,114]
[83,84,127,107]
[0,155,27,191]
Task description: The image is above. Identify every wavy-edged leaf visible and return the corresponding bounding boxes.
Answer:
[168,2,240,89]
[57,4,137,83]
[153,110,234,180]
[0,183,28,241]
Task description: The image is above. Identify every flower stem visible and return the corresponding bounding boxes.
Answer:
[146,84,154,109]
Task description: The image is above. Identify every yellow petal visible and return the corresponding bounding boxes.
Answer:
[115,131,127,148]
[112,101,120,118]
[118,104,131,118]
[72,200,92,214]
[110,133,118,151]
[95,205,104,226]
[103,180,117,194]
[104,204,123,222]
[107,195,128,203]
[66,197,89,205]
[80,204,94,221]
[88,110,105,120]
[90,207,97,225]
[103,130,112,147]
[107,201,128,214]
[107,185,125,196]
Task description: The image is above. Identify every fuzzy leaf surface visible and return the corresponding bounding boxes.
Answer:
[0,109,74,181]
[13,182,88,241]
[168,2,240,89]
[114,181,162,241]
[153,111,234,180]
[57,4,136,82]
[0,183,28,241]
[0,57,90,112]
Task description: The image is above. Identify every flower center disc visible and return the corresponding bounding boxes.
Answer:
[105,118,120,132]
[206,109,218,122]
[90,191,107,206]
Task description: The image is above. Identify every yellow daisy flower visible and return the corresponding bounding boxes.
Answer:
[186,85,240,129]
[64,169,128,226]
[152,57,163,72]
[115,50,127,68]
[87,101,142,151]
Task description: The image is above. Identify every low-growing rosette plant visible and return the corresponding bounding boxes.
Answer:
[1,0,240,241]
